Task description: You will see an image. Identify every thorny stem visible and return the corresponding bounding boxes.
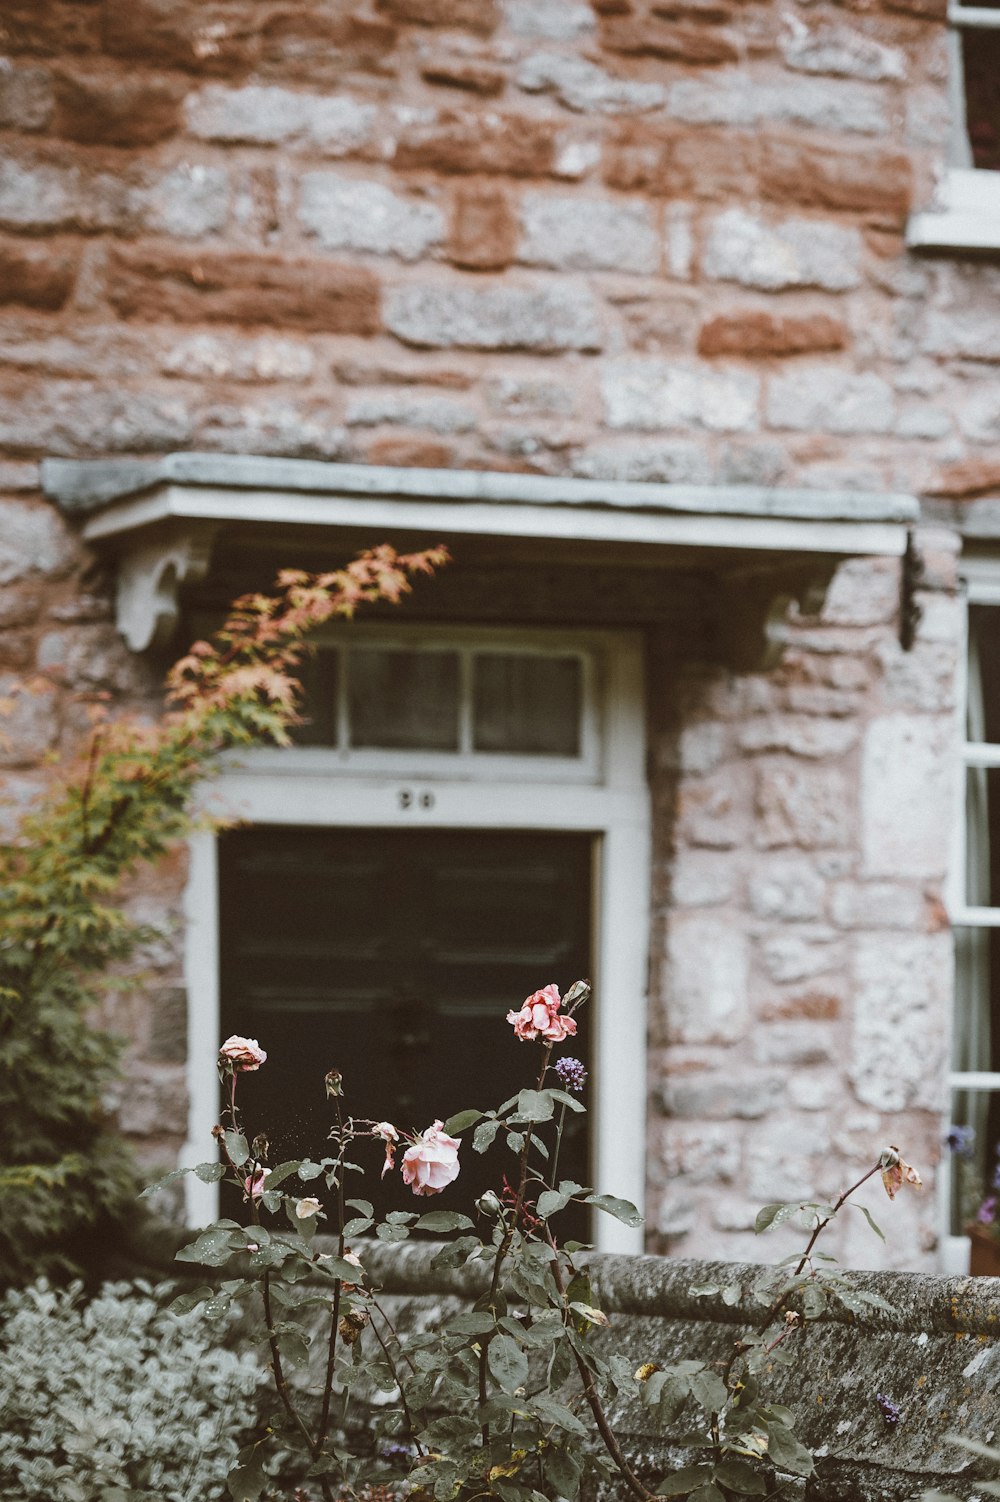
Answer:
[546,1231,656,1502]
[478,1043,554,1444]
[316,1093,349,1452]
[367,1300,426,1456]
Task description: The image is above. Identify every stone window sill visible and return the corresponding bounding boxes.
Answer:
[907,167,1000,253]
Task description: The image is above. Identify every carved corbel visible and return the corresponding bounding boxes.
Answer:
[114,524,219,652]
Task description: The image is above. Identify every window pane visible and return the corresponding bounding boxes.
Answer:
[289,648,339,747]
[349,648,459,750]
[969,605,1000,744]
[964,766,1000,907]
[946,1088,1000,1235]
[962,31,1000,172]
[473,653,582,756]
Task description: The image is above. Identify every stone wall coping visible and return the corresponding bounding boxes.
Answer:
[330,1241,1000,1337]
[42,453,919,527]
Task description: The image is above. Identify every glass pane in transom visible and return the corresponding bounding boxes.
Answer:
[473,652,582,756]
[289,647,339,747]
[349,647,460,750]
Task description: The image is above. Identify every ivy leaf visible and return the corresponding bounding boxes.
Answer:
[584,1193,643,1227]
[443,1109,482,1135]
[488,1334,529,1393]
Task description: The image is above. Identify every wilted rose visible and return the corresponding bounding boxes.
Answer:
[295,1196,322,1220]
[506,984,577,1044]
[401,1120,461,1197]
[219,1035,267,1072]
[374,1121,398,1179]
[244,1166,271,1201]
[880,1146,922,1200]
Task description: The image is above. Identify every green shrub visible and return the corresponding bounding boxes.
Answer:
[0,1279,264,1502]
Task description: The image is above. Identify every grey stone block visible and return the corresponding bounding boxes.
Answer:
[386,281,604,350]
[300,172,443,260]
[518,190,659,273]
[704,209,862,292]
[768,367,895,434]
[516,51,666,114]
[602,358,759,433]
[667,68,888,134]
[186,85,376,154]
[0,500,75,585]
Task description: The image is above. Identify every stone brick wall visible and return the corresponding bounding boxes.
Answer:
[0,0,985,1265]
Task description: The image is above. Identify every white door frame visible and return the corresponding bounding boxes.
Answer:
[182,630,650,1254]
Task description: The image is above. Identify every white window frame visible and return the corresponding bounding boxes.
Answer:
[181,626,650,1254]
[942,561,1000,1272]
[907,7,1000,252]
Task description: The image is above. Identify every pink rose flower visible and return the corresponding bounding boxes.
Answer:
[506,984,578,1044]
[243,1166,271,1201]
[401,1120,461,1197]
[219,1035,267,1072]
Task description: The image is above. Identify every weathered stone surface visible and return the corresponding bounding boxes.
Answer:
[850,934,951,1111]
[738,716,857,758]
[139,163,231,238]
[661,1068,780,1119]
[385,282,603,350]
[679,769,748,849]
[0,674,58,767]
[666,70,888,135]
[518,191,659,274]
[821,557,900,626]
[345,392,476,432]
[664,912,748,1043]
[186,84,377,153]
[921,307,1000,362]
[502,0,594,38]
[926,458,1000,500]
[0,156,229,237]
[830,881,926,930]
[99,0,260,72]
[744,1115,831,1199]
[860,716,952,880]
[420,56,506,95]
[0,62,54,130]
[755,764,852,849]
[761,929,840,983]
[516,51,666,114]
[659,1120,741,1181]
[0,500,75,584]
[698,310,847,358]
[749,855,825,920]
[703,210,862,292]
[54,69,184,146]
[148,987,188,1064]
[393,109,556,175]
[598,13,739,66]
[760,137,911,216]
[108,247,380,333]
[767,368,895,434]
[299,172,443,260]
[669,850,737,907]
[573,441,712,483]
[448,183,517,269]
[601,358,759,432]
[780,22,906,81]
[159,332,316,382]
[376,0,498,29]
[0,382,196,456]
[484,375,575,416]
[751,1018,835,1064]
[110,1068,188,1138]
[0,242,76,310]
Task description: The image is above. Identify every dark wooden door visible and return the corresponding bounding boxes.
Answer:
[218,827,593,1234]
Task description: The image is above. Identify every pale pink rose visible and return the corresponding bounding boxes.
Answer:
[374,1121,399,1179]
[506,984,577,1044]
[243,1166,271,1200]
[295,1196,322,1220]
[401,1120,461,1197]
[219,1035,267,1072]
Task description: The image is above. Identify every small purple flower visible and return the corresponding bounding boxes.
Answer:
[554,1056,588,1093]
[976,1195,997,1226]
[876,1394,902,1428]
[945,1125,976,1158]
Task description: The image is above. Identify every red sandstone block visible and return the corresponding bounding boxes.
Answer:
[448,182,517,269]
[54,69,184,146]
[393,110,555,176]
[100,0,259,74]
[926,460,1000,499]
[420,58,505,94]
[603,123,757,200]
[598,13,739,64]
[0,3,99,56]
[107,247,380,334]
[365,434,456,467]
[375,0,498,29]
[0,243,77,310]
[258,7,399,77]
[698,311,848,358]
[759,136,913,217]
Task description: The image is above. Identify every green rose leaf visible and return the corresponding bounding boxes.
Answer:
[193,1161,226,1183]
[584,1193,643,1227]
[652,1464,714,1496]
[223,1130,250,1168]
[510,1089,554,1124]
[488,1334,529,1393]
[443,1109,482,1135]
[414,1211,474,1232]
[767,1422,815,1477]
